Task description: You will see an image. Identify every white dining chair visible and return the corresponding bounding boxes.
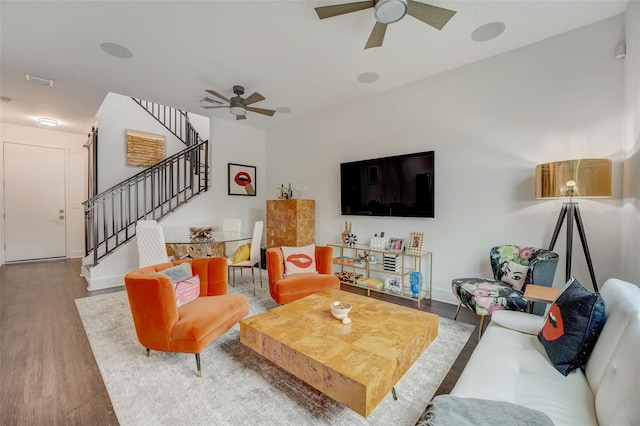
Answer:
[136,220,170,267]
[228,220,263,296]
[223,218,242,257]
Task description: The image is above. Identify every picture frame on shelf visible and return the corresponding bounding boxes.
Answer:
[387,238,404,252]
[407,232,425,254]
[384,275,401,295]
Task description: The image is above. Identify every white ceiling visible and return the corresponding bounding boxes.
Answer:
[0,1,629,136]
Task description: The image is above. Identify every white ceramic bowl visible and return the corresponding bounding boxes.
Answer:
[330,301,352,320]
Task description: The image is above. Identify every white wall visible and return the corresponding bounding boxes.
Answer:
[94,92,210,192]
[620,1,640,283]
[0,122,87,264]
[160,115,267,232]
[267,15,627,302]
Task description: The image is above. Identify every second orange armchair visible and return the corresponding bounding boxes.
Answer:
[266,245,340,304]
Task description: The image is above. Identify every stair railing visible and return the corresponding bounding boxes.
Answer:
[131,98,203,147]
[83,140,209,266]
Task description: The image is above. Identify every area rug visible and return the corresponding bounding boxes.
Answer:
[75,274,474,426]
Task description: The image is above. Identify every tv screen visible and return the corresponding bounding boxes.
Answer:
[340,151,434,218]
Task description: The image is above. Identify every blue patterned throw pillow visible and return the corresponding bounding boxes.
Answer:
[537,278,606,376]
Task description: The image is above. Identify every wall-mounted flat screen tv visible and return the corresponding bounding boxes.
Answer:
[340,151,434,218]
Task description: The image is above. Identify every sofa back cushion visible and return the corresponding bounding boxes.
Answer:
[585,278,640,426]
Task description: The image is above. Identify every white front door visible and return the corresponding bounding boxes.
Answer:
[3,142,66,261]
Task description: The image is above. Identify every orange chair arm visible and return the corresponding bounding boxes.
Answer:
[315,246,334,274]
[124,271,178,351]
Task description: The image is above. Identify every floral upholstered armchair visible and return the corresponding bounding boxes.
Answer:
[451,245,559,338]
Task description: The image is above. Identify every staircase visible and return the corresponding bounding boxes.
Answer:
[132,98,204,147]
[82,99,209,267]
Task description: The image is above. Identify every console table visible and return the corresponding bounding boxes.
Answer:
[328,243,432,308]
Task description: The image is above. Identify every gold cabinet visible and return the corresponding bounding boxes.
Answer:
[266,199,315,248]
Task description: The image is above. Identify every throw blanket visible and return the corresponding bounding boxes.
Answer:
[416,395,554,426]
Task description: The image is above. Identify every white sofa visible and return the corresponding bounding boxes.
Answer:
[450,278,640,426]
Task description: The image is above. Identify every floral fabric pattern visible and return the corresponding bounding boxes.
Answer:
[452,278,527,315]
[451,245,559,318]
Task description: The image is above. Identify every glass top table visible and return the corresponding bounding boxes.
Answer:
[164,230,253,244]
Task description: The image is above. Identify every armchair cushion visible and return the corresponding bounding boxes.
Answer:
[161,262,192,283]
[538,278,606,376]
[281,244,317,275]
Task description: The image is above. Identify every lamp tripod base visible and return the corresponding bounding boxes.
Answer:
[548,202,598,292]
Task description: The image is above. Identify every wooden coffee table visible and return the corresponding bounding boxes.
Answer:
[240,288,438,417]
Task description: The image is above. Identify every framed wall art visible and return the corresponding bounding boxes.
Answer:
[126,130,165,167]
[228,163,256,196]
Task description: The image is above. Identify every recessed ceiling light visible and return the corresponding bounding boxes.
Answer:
[275,107,292,114]
[25,73,53,87]
[357,72,379,83]
[38,118,58,126]
[471,22,506,42]
[100,42,133,59]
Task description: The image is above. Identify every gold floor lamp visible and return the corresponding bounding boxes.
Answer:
[536,158,612,292]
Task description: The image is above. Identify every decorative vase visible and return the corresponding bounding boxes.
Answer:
[410,272,422,298]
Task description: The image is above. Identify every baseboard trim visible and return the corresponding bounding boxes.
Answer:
[87,273,125,291]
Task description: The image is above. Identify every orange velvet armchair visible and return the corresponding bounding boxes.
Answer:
[266,246,340,304]
[124,257,249,377]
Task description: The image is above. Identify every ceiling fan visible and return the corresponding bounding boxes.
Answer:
[201,85,276,120]
[315,0,456,49]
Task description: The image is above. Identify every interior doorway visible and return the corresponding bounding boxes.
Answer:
[3,142,66,262]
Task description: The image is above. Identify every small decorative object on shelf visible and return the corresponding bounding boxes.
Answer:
[341,221,352,244]
[370,233,387,250]
[383,254,400,272]
[346,233,357,247]
[387,237,404,252]
[384,275,402,294]
[189,227,213,241]
[410,271,423,298]
[335,271,362,283]
[407,232,425,255]
[356,251,370,266]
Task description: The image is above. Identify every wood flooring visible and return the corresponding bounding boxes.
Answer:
[0,258,482,425]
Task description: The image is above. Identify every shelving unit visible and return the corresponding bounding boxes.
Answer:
[328,243,432,308]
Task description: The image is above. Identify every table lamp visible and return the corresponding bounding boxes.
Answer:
[535,158,612,291]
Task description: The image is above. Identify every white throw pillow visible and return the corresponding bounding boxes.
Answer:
[281,244,318,275]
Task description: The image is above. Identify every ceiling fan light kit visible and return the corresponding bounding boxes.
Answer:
[374,0,407,24]
[202,85,275,120]
[314,0,456,49]
[230,104,247,116]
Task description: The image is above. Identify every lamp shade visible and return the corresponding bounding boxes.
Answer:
[535,158,612,199]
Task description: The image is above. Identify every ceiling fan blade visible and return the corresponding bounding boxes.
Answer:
[315,1,374,19]
[201,105,228,109]
[242,92,266,106]
[365,21,387,49]
[246,106,276,117]
[407,1,456,30]
[205,89,230,103]
[236,115,247,120]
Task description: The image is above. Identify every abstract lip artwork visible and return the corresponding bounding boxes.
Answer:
[228,163,256,196]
